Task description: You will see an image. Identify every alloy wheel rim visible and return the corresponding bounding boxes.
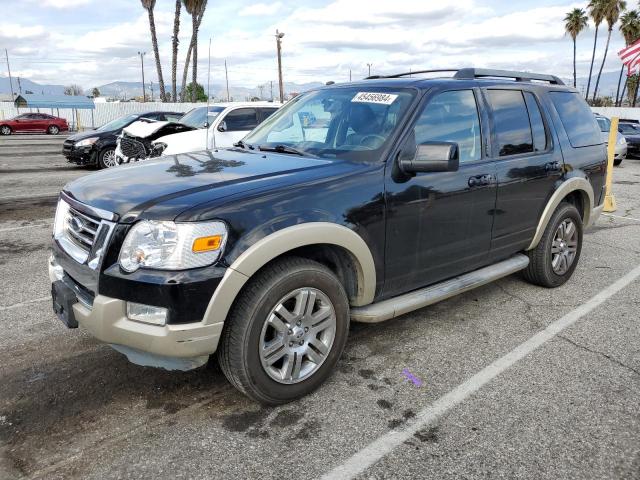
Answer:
[103,150,117,168]
[259,287,337,384]
[1,126,9,134]
[50,126,59,134]
[551,219,578,275]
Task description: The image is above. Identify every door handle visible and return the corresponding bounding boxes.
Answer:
[545,161,561,172]
[469,174,494,187]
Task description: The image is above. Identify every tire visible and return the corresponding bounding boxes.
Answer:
[0,125,11,135]
[614,158,622,166]
[218,257,350,405]
[47,125,60,135]
[522,202,583,288]
[97,147,118,169]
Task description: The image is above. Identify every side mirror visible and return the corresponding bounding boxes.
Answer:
[217,121,227,132]
[400,142,459,174]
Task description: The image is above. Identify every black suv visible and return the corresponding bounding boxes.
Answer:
[50,68,606,404]
[62,111,184,169]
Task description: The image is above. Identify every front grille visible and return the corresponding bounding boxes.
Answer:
[63,139,74,153]
[65,207,101,253]
[120,136,148,159]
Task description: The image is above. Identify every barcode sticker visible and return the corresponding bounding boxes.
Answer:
[351,92,398,105]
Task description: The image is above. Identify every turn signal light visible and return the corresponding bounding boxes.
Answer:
[192,235,223,253]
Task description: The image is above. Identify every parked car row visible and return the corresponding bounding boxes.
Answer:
[57,103,280,169]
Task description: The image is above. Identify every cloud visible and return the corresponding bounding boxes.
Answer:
[40,0,91,8]
[239,2,283,17]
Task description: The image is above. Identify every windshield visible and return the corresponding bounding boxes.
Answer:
[97,113,140,132]
[180,106,225,129]
[243,87,416,160]
[596,117,610,132]
[619,123,640,134]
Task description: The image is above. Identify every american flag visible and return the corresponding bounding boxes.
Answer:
[619,39,640,75]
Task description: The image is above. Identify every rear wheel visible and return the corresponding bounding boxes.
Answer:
[522,202,583,288]
[218,257,349,405]
[98,147,117,169]
[0,125,11,135]
[47,125,60,135]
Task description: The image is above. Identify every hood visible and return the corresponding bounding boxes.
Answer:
[123,120,169,137]
[63,149,342,222]
[66,129,108,142]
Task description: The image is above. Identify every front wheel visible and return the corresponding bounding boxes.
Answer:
[522,202,583,288]
[98,147,118,169]
[218,257,350,404]
[614,158,623,166]
[0,125,11,135]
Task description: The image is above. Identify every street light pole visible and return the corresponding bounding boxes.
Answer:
[367,63,372,77]
[138,51,146,102]
[275,30,285,102]
[4,49,15,100]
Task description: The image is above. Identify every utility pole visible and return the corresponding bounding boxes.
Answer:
[224,60,230,102]
[270,81,274,101]
[150,81,154,102]
[258,84,264,100]
[138,51,146,102]
[17,77,22,94]
[349,69,352,82]
[275,30,285,102]
[4,49,15,100]
[367,63,372,77]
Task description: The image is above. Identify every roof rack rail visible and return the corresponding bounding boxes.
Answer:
[365,68,564,85]
[453,68,564,85]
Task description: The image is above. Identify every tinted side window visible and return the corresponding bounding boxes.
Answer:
[523,92,547,152]
[165,113,184,122]
[487,90,533,157]
[549,92,601,147]
[413,90,482,163]
[260,108,278,122]
[224,108,258,131]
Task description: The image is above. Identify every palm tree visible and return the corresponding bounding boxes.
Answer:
[616,10,640,105]
[182,0,208,103]
[141,0,167,102]
[592,0,627,102]
[171,0,181,102]
[564,8,589,88]
[586,0,606,99]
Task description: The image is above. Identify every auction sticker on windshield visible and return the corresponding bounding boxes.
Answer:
[352,92,398,105]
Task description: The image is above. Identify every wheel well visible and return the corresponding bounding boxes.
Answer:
[253,244,361,305]
[563,190,586,220]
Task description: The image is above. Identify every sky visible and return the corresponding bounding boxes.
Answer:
[0,0,631,92]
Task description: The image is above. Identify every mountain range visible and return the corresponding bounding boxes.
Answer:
[0,70,631,101]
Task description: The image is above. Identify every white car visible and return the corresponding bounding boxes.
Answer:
[115,102,281,163]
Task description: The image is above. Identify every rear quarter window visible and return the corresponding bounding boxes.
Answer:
[549,92,601,148]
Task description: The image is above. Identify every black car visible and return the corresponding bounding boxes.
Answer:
[49,68,606,404]
[62,111,184,169]
[618,121,640,157]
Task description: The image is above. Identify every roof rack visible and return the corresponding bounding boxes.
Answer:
[365,68,565,85]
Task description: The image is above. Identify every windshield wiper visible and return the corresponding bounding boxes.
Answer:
[233,140,254,150]
[258,144,312,157]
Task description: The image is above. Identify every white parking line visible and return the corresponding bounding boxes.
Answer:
[320,263,640,480]
[0,222,52,233]
[0,296,50,312]
[602,213,640,223]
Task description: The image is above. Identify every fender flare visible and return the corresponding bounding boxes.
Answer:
[201,222,376,329]
[526,177,595,251]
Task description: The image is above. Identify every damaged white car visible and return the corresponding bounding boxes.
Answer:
[115,102,281,164]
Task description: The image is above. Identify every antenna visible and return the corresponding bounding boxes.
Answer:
[206,37,216,151]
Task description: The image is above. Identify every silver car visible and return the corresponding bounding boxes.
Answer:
[595,114,626,166]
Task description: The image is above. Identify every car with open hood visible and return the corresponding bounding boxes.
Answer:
[62,111,184,169]
[49,68,606,404]
[115,102,281,164]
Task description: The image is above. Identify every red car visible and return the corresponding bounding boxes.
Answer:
[0,113,68,135]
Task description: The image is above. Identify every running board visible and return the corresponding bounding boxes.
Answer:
[351,254,530,323]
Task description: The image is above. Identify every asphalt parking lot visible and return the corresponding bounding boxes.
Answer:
[0,135,639,480]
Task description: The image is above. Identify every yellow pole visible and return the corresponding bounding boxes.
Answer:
[603,116,618,212]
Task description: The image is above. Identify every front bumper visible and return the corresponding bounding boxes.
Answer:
[615,144,627,160]
[63,143,97,165]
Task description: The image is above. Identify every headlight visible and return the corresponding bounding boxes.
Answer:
[76,137,99,147]
[119,220,227,272]
[53,199,71,237]
[618,136,627,145]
